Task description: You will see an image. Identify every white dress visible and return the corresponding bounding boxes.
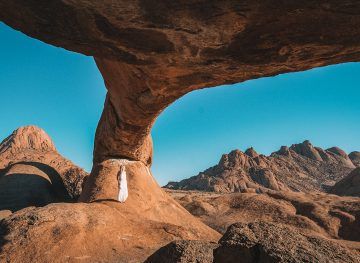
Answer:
[118,165,128,203]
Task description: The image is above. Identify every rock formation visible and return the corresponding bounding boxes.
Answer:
[330,167,360,197]
[165,141,356,193]
[0,1,359,200]
[214,222,359,263]
[145,240,217,263]
[0,161,219,263]
[0,1,360,262]
[349,152,360,167]
[0,126,88,212]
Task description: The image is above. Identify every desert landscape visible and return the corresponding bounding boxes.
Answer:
[0,1,359,262]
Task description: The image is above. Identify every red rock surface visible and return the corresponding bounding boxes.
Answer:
[0,201,219,263]
[165,141,356,193]
[0,126,56,154]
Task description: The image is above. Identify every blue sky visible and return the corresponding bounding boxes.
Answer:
[1,22,359,185]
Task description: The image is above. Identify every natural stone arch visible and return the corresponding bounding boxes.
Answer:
[0,1,359,202]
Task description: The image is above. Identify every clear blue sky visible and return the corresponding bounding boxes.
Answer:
[1,22,359,185]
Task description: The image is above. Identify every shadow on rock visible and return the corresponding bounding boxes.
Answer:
[0,162,72,212]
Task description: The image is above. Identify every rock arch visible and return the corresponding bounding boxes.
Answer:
[0,1,359,201]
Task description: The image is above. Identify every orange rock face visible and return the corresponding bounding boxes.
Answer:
[0,126,56,154]
[0,201,219,263]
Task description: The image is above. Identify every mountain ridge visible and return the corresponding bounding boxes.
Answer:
[165,140,358,193]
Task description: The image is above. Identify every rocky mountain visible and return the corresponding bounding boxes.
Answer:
[0,126,88,213]
[165,140,357,193]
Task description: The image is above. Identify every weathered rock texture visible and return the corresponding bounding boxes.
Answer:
[147,221,360,263]
[0,126,88,212]
[331,167,360,197]
[0,1,359,185]
[214,222,360,263]
[349,152,360,167]
[166,141,356,193]
[145,240,217,263]
[168,190,360,244]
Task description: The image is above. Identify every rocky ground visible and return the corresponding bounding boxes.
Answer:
[147,221,360,263]
[161,189,360,262]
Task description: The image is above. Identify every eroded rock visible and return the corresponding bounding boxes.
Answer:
[0,126,88,211]
[214,222,360,263]
[168,190,360,242]
[145,240,217,263]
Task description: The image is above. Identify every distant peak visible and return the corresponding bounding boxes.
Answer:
[302,140,312,146]
[326,147,348,158]
[245,147,258,158]
[289,140,323,161]
[0,126,56,154]
[349,152,360,167]
[275,146,290,156]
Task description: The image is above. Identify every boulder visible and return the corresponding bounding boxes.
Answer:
[214,222,360,263]
[349,152,360,167]
[145,240,217,263]
[330,168,360,197]
[0,126,88,211]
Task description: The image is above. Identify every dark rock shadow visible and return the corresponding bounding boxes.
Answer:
[0,219,10,256]
[0,161,72,212]
[335,211,360,242]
